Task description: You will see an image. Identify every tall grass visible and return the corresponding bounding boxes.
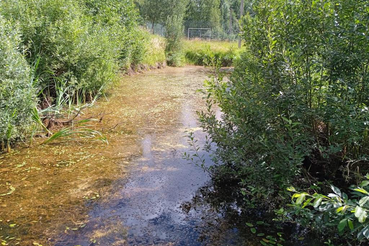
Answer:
[141,34,166,67]
[183,40,242,66]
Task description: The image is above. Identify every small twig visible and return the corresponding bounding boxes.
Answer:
[58,108,83,124]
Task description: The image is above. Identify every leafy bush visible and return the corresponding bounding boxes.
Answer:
[288,178,369,243]
[0,0,157,149]
[0,0,140,101]
[141,34,166,67]
[198,0,369,203]
[0,16,36,151]
[165,15,185,66]
[129,29,166,68]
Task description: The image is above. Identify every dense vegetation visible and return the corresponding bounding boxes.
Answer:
[197,0,369,243]
[136,0,247,66]
[0,0,166,152]
[0,17,36,152]
[138,0,252,40]
[184,40,241,66]
[3,0,369,243]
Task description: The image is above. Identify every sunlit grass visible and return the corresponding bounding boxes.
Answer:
[183,39,244,66]
[141,34,166,66]
[183,39,240,53]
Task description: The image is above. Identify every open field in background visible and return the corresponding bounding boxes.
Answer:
[183,39,243,66]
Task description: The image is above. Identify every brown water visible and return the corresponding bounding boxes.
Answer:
[0,66,320,246]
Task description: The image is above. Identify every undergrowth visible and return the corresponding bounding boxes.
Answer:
[183,40,242,66]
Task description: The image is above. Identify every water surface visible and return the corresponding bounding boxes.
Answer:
[0,66,320,246]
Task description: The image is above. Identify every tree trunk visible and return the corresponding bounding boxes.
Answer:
[238,0,244,48]
[229,8,233,35]
[6,141,11,153]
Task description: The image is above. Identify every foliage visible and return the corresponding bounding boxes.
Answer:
[0,16,36,152]
[141,34,166,66]
[0,0,156,149]
[197,0,369,204]
[163,0,188,67]
[135,0,168,32]
[165,15,185,66]
[183,40,241,66]
[185,0,222,32]
[184,0,255,40]
[288,177,369,243]
[0,0,141,101]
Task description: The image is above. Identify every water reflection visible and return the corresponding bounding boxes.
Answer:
[55,67,214,245]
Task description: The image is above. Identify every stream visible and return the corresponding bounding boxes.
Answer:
[0,66,321,246]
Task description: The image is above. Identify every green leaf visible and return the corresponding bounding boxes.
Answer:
[359,196,369,207]
[358,226,369,240]
[354,188,369,195]
[260,241,268,246]
[336,205,348,213]
[348,220,354,230]
[360,180,369,187]
[296,193,307,205]
[364,226,369,239]
[302,198,313,208]
[338,219,347,232]
[246,223,254,227]
[313,197,323,208]
[251,228,257,234]
[331,185,342,196]
[287,186,296,192]
[354,206,367,223]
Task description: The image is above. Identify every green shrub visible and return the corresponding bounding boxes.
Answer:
[0,0,140,101]
[0,0,154,148]
[141,34,166,66]
[288,178,369,243]
[198,0,369,204]
[0,16,36,151]
[165,15,185,67]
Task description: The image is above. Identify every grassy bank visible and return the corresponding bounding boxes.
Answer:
[139,34,166,68]
[183,40,242,67]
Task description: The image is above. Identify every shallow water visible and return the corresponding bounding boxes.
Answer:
[0,66,322,246]
[0,67,213,245]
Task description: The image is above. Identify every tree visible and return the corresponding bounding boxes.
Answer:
[197,0,369,204]
[185,0,221,31]
[136,0,167,33]
[164,0,189,65]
